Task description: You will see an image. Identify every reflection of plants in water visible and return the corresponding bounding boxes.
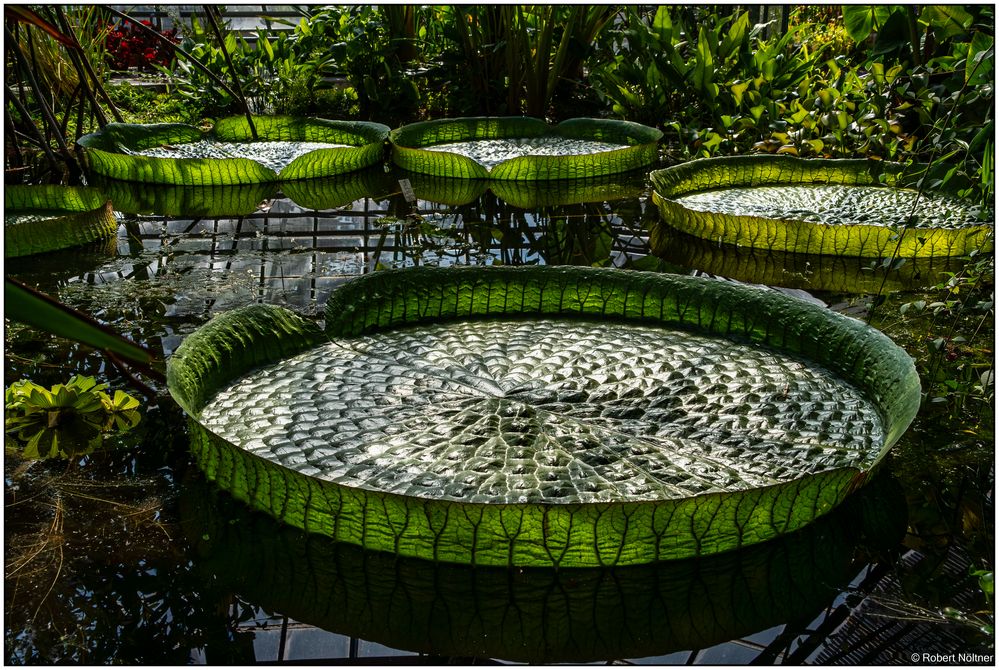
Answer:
[5,376,141,459]
[5,464,170,626]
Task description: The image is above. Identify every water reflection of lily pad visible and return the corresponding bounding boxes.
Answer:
[5,185,118,258]
[391,117,661,180]
[168,266,920,567]
[404,171,647,208]
[95,177,275,217]
[649,223,972,294]
[281,167,398,210]
[651,155,994,258]
[78,116,390,185]
[182,473,906,663]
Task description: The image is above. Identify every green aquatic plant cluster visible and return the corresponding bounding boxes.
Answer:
[5,376,141,460]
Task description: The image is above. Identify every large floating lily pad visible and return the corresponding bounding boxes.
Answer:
[391,117,661,180]
[78,116,390,185]
[167,266,920,567]
[651,155,993,258]
[5,185,117,258]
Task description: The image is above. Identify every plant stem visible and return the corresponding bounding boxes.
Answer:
[202,4,258,139]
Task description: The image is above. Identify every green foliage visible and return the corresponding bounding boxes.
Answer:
[5,375,141,459]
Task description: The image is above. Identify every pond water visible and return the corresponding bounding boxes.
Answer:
[4,166,993,663]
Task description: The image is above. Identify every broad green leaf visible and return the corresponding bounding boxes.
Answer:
[390,117,661,181]
[842,5,894,43]
[650,155,994,258]
[168,266,921,567]
[920,5,973,40]
[5,186,118,258]
[5,278,154,366]
[78,117,390,185]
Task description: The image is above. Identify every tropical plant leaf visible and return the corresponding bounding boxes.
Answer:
[650,155,994,258]
[168,266,920,567]
[390,116,661,181]
[78,116,390,185]
[5,278,155,366]
[5,185,118,258]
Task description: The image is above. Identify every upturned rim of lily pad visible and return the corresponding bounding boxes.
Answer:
[167,265,919,567]
[390,116,662,180]
[650,154,993,258]
[77,116,390,186]
[5,185,117,258]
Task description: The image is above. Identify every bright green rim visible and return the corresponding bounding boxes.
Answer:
[390,117,662,181]
[650,155,993,258]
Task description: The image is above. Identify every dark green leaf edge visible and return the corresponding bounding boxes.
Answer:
[5,185,118,257]
[168,266,920,567]
[77,116,391,185]
[390,116,662,181]
[650,155,993,258]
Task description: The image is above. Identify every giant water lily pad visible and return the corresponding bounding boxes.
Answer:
[167,266,920,567]
[78,116,390,185]
[5,185,117,258]
[651,155,993,258]
[391,117,662,180]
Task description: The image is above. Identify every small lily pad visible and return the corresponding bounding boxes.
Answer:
[4,185,117,258]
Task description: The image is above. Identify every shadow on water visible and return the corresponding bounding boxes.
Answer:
[4,170,994,663]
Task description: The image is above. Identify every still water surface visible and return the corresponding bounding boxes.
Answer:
[4,167,991,663]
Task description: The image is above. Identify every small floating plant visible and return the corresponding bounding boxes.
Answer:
[650,155,994,258]
[390,116,662,180]
[78,115,390,185]
[5,185,117,258]
[168,265,920,567]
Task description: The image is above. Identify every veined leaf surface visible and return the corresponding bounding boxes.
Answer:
[168,266,920,567]
[650,155,994,258]
[5,185,117,257]
[78,116,390,186]
[391,117,661,181]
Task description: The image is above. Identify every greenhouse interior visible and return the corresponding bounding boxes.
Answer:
[3,4,995,665]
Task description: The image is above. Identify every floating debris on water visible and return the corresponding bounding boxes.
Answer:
[424,137,626,170]
[129,140,353,173]
[675,184,988,229]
